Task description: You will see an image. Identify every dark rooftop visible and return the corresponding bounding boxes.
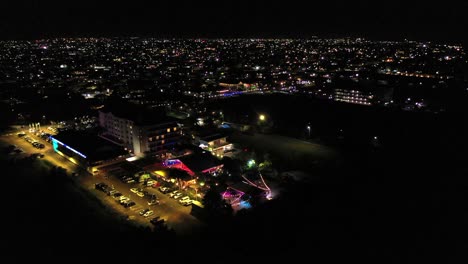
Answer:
[201,133,227,142]
[100,100,178,126]
[178,152,222,173]
[52,131,128,162]
[192,128,228,140]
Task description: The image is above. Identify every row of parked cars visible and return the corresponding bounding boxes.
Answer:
[116,173,136,184]
[95,182,133,206]
[159,187,193,206]
[18,133,45,149]
[38,132,51,142]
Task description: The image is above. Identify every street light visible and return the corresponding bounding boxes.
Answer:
[259,114,265,121]
[307,125,311,137]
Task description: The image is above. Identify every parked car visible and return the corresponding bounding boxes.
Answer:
[168,190,181,198]
[119,196,130,202]
[147,200,160,206]
[95,182,108,191]
[123,201,136,208]
[146,180,156,187]
[143,210,154,217]
[159,187,171,193]
[173,193,183,199]
[180,200,193,206]
[139,209,149,216]
[13,148,24,153]
[179,196,190,202]
[112,192,123,198]
[150,216,161,225]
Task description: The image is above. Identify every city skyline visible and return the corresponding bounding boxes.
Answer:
[1,1,467,44]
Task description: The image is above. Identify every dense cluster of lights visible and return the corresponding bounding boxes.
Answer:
[334,89,372,106]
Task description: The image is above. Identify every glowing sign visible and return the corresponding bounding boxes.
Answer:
[164,159,181,166]
[51,137,87,159]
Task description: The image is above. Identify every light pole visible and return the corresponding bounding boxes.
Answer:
[307,125,311,138]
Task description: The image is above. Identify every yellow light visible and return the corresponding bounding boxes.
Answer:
[259,114,265,121]
[154,170,167,177]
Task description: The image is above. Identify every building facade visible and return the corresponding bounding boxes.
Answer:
[333,86,393,106]
[99,110,182,156]
[333,88,373,106]
[194,133,233,158]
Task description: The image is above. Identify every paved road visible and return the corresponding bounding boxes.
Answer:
[1,129,201,234]
[2,130,81,174]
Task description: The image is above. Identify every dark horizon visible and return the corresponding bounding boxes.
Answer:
[1,1,467,45]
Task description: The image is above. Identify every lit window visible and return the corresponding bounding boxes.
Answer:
[173,127,177,131]
[156,136,159,140]
[167,128,170,133]
[161,135,165,139]
[161,140,165,144]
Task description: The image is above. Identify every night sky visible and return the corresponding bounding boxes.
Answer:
[1,0,467,43]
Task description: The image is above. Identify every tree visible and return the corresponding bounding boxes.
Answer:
[166,168,192,190]
[203,186,233,220]
[221,156,242,178]
[259,152,272,170]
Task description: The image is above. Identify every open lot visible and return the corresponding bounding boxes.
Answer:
[230,132,339,169]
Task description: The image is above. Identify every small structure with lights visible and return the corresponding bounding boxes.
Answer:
[192,132,233,158]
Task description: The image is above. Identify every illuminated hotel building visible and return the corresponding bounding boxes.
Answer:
[98,103,182,156]
[334,88,373,106]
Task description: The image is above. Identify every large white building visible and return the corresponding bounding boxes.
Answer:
[333,86,393,106]
[98,103,182,156]
[334,88,373,106]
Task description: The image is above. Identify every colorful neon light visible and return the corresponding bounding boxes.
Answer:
[51,137,87,159]
[164,159,195,176]
[241,172,272,199]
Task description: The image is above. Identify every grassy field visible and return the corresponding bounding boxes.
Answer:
[230,132,340,172]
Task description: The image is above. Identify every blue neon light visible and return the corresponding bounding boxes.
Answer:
[165,159,181,166]
[52,138,59,151]
[51,137,87,159]
[222,91,243,97]
[239,200,252,209]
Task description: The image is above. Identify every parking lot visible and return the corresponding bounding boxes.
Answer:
[90,164,202,234]
[1,128,201,235]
